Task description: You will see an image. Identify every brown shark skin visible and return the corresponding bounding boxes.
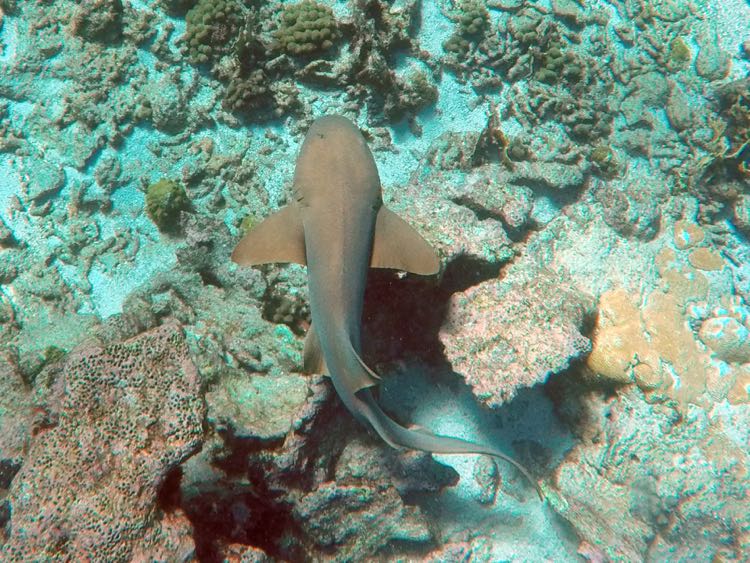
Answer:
[295,115,382,401]
[232,115,540,498]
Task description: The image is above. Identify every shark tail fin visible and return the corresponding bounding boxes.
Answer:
[341,341,381,392]
[358,391,543,501]
[305,326,379,390]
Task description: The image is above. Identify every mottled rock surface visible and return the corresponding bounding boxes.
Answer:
[207,372,310,441]
[441,270,595,407]
[0,323,205,562]
[0,356,31,479]
[551,387,750,561]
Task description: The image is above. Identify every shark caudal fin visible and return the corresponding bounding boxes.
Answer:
[357,390,543,500]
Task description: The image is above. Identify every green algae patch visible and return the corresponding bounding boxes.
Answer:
[239,214,257,234]
[539,482,568,512]
[208,373,310,441]
[145,179,190,233]
[668,37,692,70]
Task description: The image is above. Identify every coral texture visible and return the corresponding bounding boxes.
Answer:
[551,387,749,561]
[441,270,595,407]
[273,0,339,56]
[0,323,205,561]
[184,0,242,65]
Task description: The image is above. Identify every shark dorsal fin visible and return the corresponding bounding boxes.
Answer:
[303,324,327,374]
[370,207,440,275]
[231,205,306,266]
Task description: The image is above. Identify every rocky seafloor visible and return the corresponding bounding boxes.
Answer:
[0,0,749,561]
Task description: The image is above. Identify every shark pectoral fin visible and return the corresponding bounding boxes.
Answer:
[370,207,440,275]
[231,204,307,266]
[303,324,327,374]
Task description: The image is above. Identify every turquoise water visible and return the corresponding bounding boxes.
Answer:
[0,0,749,560]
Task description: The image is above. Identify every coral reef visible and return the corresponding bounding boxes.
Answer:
[0,356,30,507]
[594,175,663,240]
[1,0,749,559]
[70,0,124,43]
[443,0,490,56]
[0,323,205,561]
[550,385,749,561]
[586,219,747,406]
[184,0,242,65]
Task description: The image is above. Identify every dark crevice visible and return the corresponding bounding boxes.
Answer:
[362,254,505,370]
[183,481,301,563]
[198,268,223,288]
[182,406,351,562]
[182,430,301,562]
[520,176,590,210]
[0,499,10,530]
[450,195,504,222]
[439,253,504,294]
[213,429,287,479]
[156,466,184,513]
[0,460,21,490]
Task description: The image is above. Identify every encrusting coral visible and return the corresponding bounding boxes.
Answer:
[0,323,205,561]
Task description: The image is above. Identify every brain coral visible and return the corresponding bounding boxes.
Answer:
[0,323,205,561]
[273,0,340,56]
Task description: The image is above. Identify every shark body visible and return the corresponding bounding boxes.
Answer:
[232,115,538,496]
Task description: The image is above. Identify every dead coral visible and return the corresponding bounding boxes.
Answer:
[69,0,124,43]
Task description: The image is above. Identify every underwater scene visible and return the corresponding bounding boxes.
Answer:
[0,0,749,561]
